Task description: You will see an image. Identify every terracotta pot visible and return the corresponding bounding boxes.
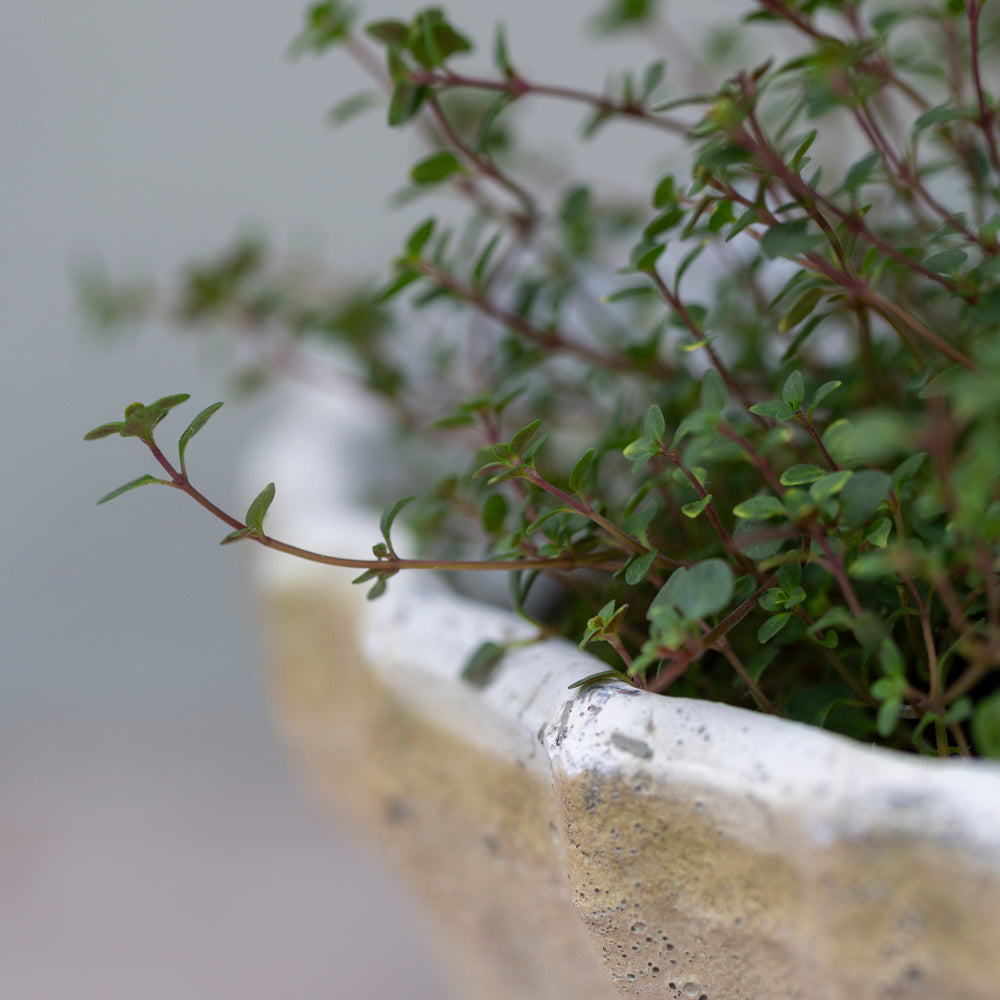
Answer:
[250,390,1000,1000]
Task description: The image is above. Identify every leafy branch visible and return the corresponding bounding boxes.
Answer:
[85,396,629,597]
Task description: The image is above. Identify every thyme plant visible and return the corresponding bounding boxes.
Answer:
[86,0,1000,758]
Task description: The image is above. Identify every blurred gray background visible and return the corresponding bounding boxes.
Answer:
[2,1,747,997]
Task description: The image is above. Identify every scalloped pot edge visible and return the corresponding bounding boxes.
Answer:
[249,389,1000,1000]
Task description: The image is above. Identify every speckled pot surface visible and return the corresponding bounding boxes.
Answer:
[250,391,1000,1000]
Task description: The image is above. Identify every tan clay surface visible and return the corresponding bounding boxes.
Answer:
[556,768,1000,999]
[263,584,617,1000]
[263,581,1000,1000]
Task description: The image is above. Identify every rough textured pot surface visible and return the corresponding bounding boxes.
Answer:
[251,392,1000,1000]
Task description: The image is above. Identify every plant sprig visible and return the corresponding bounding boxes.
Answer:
[86,0,1000,757]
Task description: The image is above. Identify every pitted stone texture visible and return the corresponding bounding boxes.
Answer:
[548,687,1000,1000]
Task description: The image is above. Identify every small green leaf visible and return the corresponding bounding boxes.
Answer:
[568,449,595,494]
[808,380,841,414]
[493,23,515,77]
[481,493,507,534]
[643,207,684,240]
[972,690,1000,759]
[835,411,910,463]
[809,607,856,635]
[84,422,124,441]
[840,470,891,524]
[733,495,786,519]
[405,218,436,257]
[245,483,276,535]
[843,151,880,192]
[472,232,502,285]
[410,151,462,185]
[327,91,380,125]
[118,394,192,442]
[788,128,817,170]
[758,612,791,643]
[629,240,666,271]
[777,562,801,591]
[568,669,628,690]
[178,401,224,474]
[290,2,357,56]
[780,463,824,486]
[674,242,706,285]
[624,549,658,586]
[700,369,726,415]
[603,285,657,303]
[655,559,734,621]
[365,19,408,45]
[681,495,711,518]
[644,404,666,442]
[149,393,192,419]
[875,695,902,738]
[749,399,794,421]
[707,200,734,234]
[623,436,659,471]
[408,10,472,67]
[682,338,710,353]
[758,588,783,612]
[484,465,525,485]
[220,527,254,545]
[760,220,823,259]
[635,60,663,100]
[387,82,428,126]
[725,206,758,242]
[509,418,543,457]
[780,287,825,333]
[374,268,422,303]
[879,638,905,679]
[671,408,716,447]
[781,370,806,411]
[971,288,1000,324]
[849,551,894,579]
[866,517,892,548]
[945,697,972,725]
[579,600,617,649]
[891,452,927,493]
[913,103,967,130]
[809,470,853,503]
[921,248,967,274]
[96,474,169,505]
[651,174,676,209]
[380,495,415,551]
[461,641,506,688]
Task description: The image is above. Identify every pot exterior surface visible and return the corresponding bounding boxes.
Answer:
[264,581,618,1000]
[550,689,1000,1000]
[252,392,1000,1000]
[261,570,1000,1000]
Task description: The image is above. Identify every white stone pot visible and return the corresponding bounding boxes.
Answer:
[249,390,1000,1000]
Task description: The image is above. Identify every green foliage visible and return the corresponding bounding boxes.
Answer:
[290,1,357,56]
[96,474,171,506]
[379,495,415,557]
[591,0,661,35]
[461,640,507,688]
[410,151,462,184]
[178,402,224,475]
[87,0,1000,759]
[85,394,191,444]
